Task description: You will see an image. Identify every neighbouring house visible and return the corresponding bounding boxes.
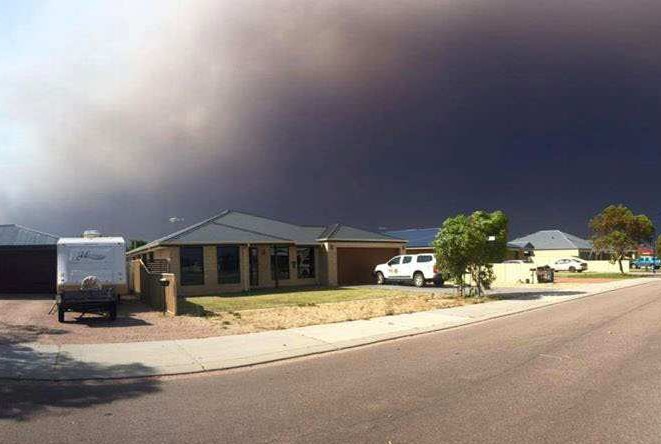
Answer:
[383,228,533,260]
[508,229,606,264]
[0,224,59,294]
[127,210,406,297]
[637,245,655,257]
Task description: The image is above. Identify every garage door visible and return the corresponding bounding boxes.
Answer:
[337,247,400,285]
[0,248,56,294]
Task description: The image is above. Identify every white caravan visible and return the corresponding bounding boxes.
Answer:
[57,234,127,293]
[55,231,126,322]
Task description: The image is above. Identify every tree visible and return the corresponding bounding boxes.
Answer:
[655,235,661,259]
[127,239,147,252]
[589,205,654,273]
[433,210,508,297]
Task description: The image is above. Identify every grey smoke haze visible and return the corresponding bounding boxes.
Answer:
[2,0,660,239]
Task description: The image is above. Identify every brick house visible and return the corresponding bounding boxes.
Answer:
[128,210,406,297]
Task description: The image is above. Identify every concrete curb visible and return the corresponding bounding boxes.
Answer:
[1,278,656,382]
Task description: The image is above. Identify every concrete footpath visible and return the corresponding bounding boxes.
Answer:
[0,278,655,381]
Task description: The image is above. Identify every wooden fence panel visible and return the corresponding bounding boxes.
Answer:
[130,259,180,314]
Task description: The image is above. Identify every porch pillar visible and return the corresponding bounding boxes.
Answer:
[326,242,338,287]
[241,244,250,292]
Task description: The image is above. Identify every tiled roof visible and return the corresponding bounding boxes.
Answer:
[0,224,59,246]
[509,230,592,250]
[383,228,439,248]
[129,210,404,254]
[318,224,402,242]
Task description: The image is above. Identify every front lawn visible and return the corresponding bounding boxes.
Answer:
[181,286,453,313]
[179,286,481,334]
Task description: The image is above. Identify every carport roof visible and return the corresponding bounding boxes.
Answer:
[383,228,439,248]
[317,224,402,242]
[129,210,404,254]
[0,224,59,246]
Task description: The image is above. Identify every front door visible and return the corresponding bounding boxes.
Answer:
[249,247,259,287]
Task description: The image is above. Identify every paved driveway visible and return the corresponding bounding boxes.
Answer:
[0,295,226,345]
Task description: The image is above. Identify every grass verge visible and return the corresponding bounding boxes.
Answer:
[555,272,639,280]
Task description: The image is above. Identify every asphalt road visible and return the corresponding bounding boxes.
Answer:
[3,280,661,443]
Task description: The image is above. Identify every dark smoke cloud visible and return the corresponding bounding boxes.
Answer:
[3,0,660,238]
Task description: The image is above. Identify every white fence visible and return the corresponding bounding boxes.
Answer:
[463,263,539,288]
[461,259,629,289]
[583,260,630,273]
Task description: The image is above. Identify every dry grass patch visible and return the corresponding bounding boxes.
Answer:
[183,289,489,335]
[182,286,430,312]
[554,272,641,284]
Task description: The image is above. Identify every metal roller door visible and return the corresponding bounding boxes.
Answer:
[0,248,57,294]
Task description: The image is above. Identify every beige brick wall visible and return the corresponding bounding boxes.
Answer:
[175,245,245,297]
[131,241,404,294]
[136,244,321,297]
[317,246,329,286]
[240,246,250,291]
[323,243,338,286]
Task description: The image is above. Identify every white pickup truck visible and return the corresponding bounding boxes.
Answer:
[374,253,444,287]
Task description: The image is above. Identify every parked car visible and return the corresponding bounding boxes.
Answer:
[374,253,444,287]
[503,259,533,264]
[551,258,587,272]
[631,256,661,269]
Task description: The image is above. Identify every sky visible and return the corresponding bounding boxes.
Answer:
[1,0,660,241]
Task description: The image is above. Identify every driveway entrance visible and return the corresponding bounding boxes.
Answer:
[336,247,400,285]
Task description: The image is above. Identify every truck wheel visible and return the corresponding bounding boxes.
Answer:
[376,272,385,285]
[58,306,65,323]
[413,272,425,288]
[433,278,444,287]
[109,303,117,321]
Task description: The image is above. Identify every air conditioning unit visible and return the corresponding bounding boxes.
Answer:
[82,230,102,239]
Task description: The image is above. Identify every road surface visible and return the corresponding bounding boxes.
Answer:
[3,280,661,443]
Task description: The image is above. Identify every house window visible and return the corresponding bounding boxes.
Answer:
[297,247,316,279]
[180,246,204,286]
[271,246,290,280]
[217,245,240,284]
